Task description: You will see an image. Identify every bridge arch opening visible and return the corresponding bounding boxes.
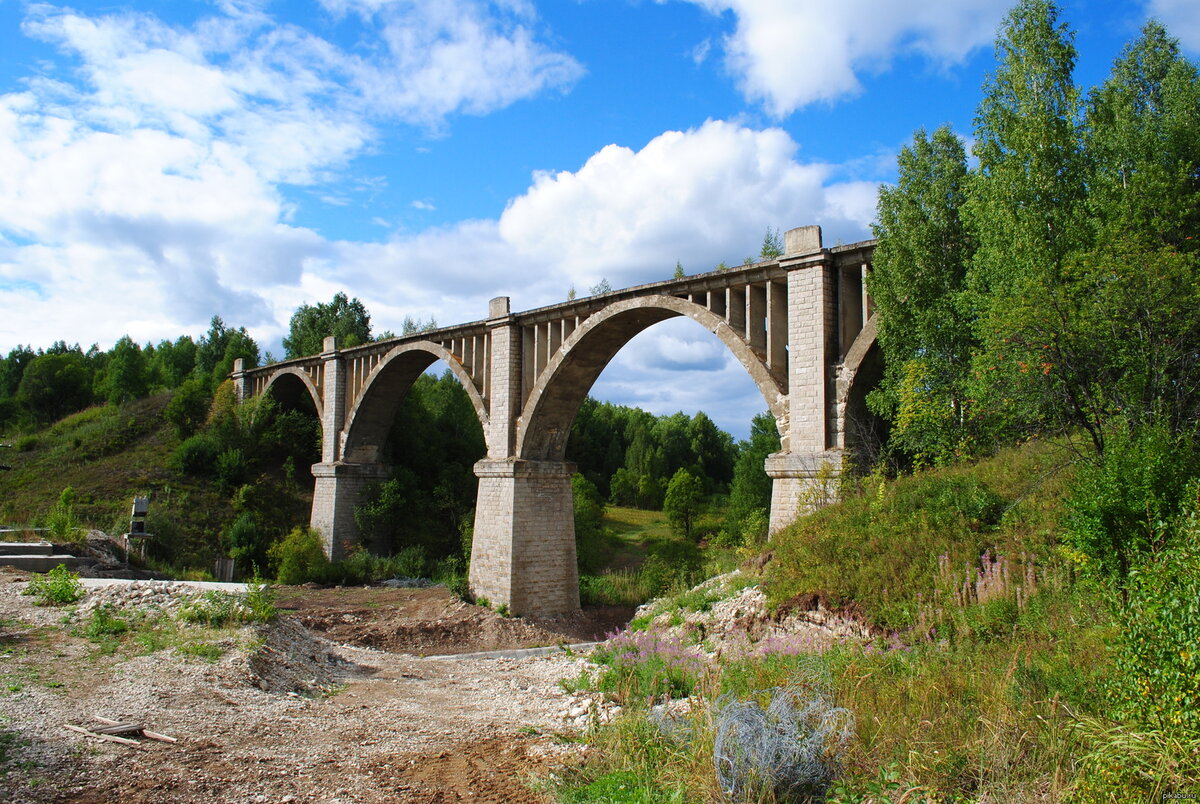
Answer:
[339,342,487,560]
[516,295,788,465]
[258,370,322,486]
[838,320,887,473]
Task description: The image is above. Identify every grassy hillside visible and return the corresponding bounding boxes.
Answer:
[0,394,311,573]
[555,438,1200,801]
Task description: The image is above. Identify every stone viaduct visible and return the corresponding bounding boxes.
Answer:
[233,226,882,615]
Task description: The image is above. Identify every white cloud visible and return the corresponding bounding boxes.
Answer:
[496,119,873,292]
[1147,0,1200,52]
[325,120,878,324]
[314,0,584,123]
[0,1,581,349]
[678,0,1010,115]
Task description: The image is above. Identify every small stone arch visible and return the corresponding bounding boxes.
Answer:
[262,368,323,419]
[516,295,789,462]
[837,315,886,471]
[341,340,489,464]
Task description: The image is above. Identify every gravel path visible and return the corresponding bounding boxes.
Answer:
[0,572,600,803]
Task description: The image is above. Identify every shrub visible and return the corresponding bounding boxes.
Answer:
[714,685,854,802]
[84,605,130,639]
[225,511,270,576]
[270,527,331,585]
[214,447,248,494]
[163,378,211,439]
[1065,424,1199,582]
[22,563,85,605]
[172,433,219,476]
[1109,510,1200,733]
[43,486,83,543]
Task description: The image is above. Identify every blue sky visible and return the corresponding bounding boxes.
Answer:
[0,0,1195,438]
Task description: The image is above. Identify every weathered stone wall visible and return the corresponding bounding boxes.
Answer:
[310,462,389,561]
[469,459,579,615]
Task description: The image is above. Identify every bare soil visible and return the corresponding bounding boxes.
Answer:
[0,571,633,803]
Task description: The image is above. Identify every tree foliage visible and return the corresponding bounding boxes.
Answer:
[869,126,975,465]
[283,292,372,358]
[664,467,704,540]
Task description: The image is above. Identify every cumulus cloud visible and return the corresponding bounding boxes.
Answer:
[0,1,580,348]
[677,0,1010,115]
[1147,0,1200,52]
[495,119,873,296]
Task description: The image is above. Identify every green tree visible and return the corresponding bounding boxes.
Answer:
[663,468,704,540]
[103,335,149,405]
[149,335,198,389]
[1084,20,1200,253]
[17,352,93,422]
[164,377,212,439]
[572,473,607,573]
[283,292,372,358]
[401,315,438,335]
[868,126,975,465]
[760,226,784,258]
[673,261,685,279]
[726,412,780,539]
[195,316,259,385]
[962,0,1087,440]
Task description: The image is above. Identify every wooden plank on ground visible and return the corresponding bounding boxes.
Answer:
[64,724,144,748]
[93,714,177,743]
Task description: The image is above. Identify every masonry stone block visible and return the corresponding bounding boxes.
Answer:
[310,461,390,560]
[469,459,580,616]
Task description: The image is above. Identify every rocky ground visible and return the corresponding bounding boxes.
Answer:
[0,569,629,804]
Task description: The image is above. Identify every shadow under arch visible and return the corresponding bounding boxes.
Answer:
[262,367,323,419]
[838,316,886,471]
[342,340,489,464]
[516,294,789,463]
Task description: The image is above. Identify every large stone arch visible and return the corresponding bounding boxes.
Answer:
[516,295,788,463]
[837,315,885,471]
[341,340,489,464]
[262,368,323,419]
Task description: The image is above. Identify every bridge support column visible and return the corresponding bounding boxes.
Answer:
[310,461,390,560]
[469,459,579,616]
[764,451,844,534]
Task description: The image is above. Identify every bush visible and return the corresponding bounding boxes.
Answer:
[714,685,854,802]
[163,378,211,439]
[43,486,83,543]
[225,511,270,577]
[1065,425,1199,582]
[1109,508,1200,733]
[22,563,85,605]
[214,447,248,495]
[270,527,331,585]
[172,433,219,476]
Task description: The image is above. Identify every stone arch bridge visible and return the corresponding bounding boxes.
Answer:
[234,226,881,615]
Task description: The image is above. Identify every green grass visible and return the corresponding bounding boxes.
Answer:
[556,438,1200,802]
[765,438,1075,630]
[579,507,731,608]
